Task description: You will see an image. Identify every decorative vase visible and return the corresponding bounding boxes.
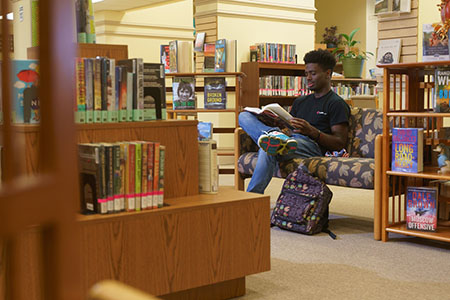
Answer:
[342,57,364,78]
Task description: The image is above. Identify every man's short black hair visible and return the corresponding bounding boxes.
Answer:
[303,49,336,72]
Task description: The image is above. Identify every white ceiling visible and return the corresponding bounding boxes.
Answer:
[93,0,168,12]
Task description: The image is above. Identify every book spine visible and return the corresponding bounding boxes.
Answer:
[153,142,160,209]
[113,144,121,212]
[84,58,94,123]
[98,145,108,214]
[147,142,154,209]
[141,142,148,209]
[93,58,103,123]
[75,57,86,123]
[100,58,108,123]
[158,145,165,208]
[126,72,134,122]
[136,58,144,121]
[106,145,114,213]
[135,142,142,211]
[126,143,136,211]
[119,143,126,211]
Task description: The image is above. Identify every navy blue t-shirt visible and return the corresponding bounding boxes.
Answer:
[290,90,350,135]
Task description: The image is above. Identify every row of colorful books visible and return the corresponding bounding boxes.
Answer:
[171,77,227,110]
[160,38,237,74]
[331,83,376,100]
[75,57,166,123]
[258,75,311,97]
[78,141,165,215]
[249,43,297,64]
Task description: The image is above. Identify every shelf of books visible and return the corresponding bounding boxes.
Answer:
[379,61,450,244]
[241,62,378,111]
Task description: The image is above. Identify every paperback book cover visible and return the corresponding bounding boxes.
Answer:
[423,24,449,62]
[143,63,166,120]
[391,128,424,173]
[11,60,40,124]
[204,77,226,109]
[214,39,226,72]
[194,32,206,52]
[244,103,294,132]
[172,77,196,109]
[406,186,438,232]
[434,67,450,112]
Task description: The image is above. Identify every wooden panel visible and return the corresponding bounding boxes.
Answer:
[378,27,417,39]
[195,15,217,25]
[401,45,417,55]
[378,17,417,31]
[196,23,217,32]
[78,43,128,61]
[401,54,417,63]
[13,120,199,199]
[79,187,271,297]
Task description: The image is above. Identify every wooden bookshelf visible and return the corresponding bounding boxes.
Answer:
[12,42,270,299]
[379,61,450,244]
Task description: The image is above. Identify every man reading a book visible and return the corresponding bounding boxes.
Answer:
[239,49,350,194]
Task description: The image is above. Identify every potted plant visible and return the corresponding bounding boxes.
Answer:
[321,26,340,49]
[333,28,373,78]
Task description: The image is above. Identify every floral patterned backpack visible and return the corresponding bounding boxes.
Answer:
[271,167,336,239]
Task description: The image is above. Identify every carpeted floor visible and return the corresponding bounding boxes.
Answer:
[219,176,450,299]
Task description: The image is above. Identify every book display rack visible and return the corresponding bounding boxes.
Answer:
[166,72,244,175]
[379,61,450,243]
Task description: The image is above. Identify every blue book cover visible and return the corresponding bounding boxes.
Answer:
[11,60,40,123]
[204,77,226,109]
[214,39,226,72]
[406,186,437,232]
[391,128,423,173]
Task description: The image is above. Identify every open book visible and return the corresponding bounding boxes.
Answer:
[244,103,293,131]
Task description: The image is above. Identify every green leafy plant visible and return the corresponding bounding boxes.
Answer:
[333,28,373,61]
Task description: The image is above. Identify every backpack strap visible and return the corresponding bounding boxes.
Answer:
[322,228,337,240]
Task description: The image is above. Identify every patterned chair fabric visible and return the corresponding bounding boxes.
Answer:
[237,107,383,189]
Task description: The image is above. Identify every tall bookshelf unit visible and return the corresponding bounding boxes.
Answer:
[379,61,450,243]
[15,44,270,299]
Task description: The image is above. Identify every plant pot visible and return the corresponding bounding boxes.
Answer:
[342,57,364,78]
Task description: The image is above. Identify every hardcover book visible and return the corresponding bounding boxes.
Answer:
[198,140,218,194]
[214,39,226,72]
[158,145,166,208]
[391,128,423,173]
[204,77,226,109]
[194,32,206,52]
[169,40,178,73]
[160,44,171,73]
[434,67,450,112]
[423,24,449,62]
[172,77,196,109]
[78,143,104,214]
[75,57,86,123]
[406,186,438,232]
[11,60,40,124]
[203,43,216,72]
[377,38,401,65]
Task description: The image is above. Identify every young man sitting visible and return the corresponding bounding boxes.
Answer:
[238,49,350,194]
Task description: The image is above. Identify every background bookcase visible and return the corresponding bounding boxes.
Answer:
[165,72,244,175]
[380,61,450,243]
[11,43,270,299]
[241,62,378,109]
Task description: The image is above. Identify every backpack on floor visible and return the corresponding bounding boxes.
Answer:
[270,167,336,239]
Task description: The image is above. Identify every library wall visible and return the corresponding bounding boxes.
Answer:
[94,1,194,62]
